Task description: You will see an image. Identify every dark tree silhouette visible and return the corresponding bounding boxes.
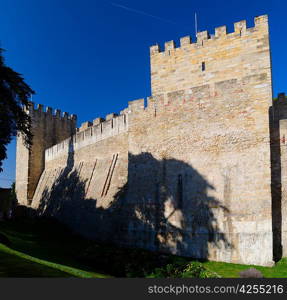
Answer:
[0,48,34,171]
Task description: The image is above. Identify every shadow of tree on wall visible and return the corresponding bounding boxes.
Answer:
[37,142,232,261]
[115,152,232,259]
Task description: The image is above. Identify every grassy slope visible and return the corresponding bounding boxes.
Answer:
[0,244,107,278]
[0,249,71,277]
[1,219,287,278]
[203,259,287,278]
[0,219,110,278]
[165,255,287,278]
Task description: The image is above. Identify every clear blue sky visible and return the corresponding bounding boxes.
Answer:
[0,0,286,187]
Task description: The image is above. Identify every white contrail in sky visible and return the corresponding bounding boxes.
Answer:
[110,2,178,25]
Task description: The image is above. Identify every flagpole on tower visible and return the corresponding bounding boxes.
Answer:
[195,12,198,38]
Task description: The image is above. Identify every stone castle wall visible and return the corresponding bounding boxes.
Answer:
[150,15,271,98]
[16,15,282,266]
[16,103,77,205]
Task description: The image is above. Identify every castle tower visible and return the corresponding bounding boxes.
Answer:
[150,15,272,104]
[15,102,77,205]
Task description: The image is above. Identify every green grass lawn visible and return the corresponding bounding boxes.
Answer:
[0,249,71,277]
[1,218,287,278]
[203,259,287,278]
[0,243,108,278]
[0,219,110,278]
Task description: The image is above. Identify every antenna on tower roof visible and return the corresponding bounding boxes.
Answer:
[195,12,198,37]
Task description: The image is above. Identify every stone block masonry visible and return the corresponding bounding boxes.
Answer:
[16,15,286,266]
[150,15,271,100]
[16,102,77,205]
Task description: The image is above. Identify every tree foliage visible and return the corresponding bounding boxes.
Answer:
[0,48,34,171]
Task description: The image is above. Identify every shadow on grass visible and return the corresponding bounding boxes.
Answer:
[0,245,72,278]
[0,218,109,276]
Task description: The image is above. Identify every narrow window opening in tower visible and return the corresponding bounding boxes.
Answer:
[202,62,206,71]
[168,50,171,56]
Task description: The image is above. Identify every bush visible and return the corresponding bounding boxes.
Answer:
[78,245,170,277]
[78,243,220,278]
[149,261,220,278]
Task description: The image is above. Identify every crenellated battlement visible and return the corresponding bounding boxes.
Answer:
[77,112,123,132]
[25,101,77,121]
[46,113,128,161]
[150,14,270,96]
[76,98,148,133]
[150,15,268,55]
[45,95,159,161]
